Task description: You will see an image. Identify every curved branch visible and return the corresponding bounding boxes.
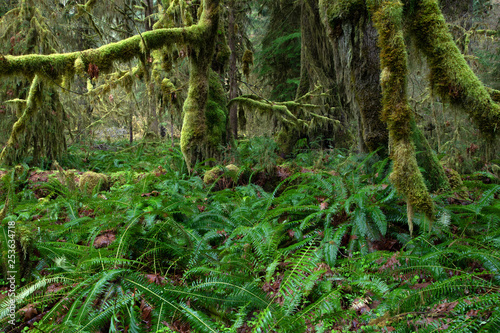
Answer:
[0,26,202,81]
[409,0,500,137]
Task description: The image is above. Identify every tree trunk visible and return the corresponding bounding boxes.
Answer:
[227,0,239,143]
[317,0,388,152]
[180,0,221,170]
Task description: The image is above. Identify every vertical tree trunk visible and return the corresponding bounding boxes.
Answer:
[180,0,221,170]
[227,0,239,143]
[316,0,388,152]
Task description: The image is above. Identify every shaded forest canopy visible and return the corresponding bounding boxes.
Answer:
[0,0,500,332]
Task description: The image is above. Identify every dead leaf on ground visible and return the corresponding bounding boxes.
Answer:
[93,230,116,248]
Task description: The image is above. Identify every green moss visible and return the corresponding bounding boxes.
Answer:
[370,0,435,223]
[79,171,108,194]
[408,0,500,137]
[225,164,240,179]
[320,0,366,27]
[0,27,194,80]
[203,166,221,184]
[0,75,42,165]
[180,1,221,170]
[242,50,253,77]
[443,167,467,197]
[203,164,240,184]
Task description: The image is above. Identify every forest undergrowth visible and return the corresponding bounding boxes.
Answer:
[0,137,499,333]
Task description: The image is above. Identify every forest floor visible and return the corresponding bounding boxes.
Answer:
[0,138,499,332]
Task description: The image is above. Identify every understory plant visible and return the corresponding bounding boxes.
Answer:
[0,143,499,332]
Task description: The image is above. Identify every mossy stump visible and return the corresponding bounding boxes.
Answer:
[79,171,109,194]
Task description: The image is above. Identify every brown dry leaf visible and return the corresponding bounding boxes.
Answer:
[145,273,166,286]
[140,299,153,322]
[46,283,65,294]
[20,304,38,320]
[409,282,431,290]
[379,252,401,272]
[93,231,116,249]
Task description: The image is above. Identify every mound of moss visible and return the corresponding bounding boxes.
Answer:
[79,171,109,194]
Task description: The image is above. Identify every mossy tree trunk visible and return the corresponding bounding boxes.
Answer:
[317,0,500,226]
[369,0,434,230]
[318,0,388,153]
[179,0,221,170]
[297,0,351,149]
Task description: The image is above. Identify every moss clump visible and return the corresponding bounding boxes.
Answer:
[242,50,253,77]
[203,166,222,184]
[320,0,366,32]
[79,171,108,194]
[203,164,240,184]
[444,167,461,189]
[224,164,240,180]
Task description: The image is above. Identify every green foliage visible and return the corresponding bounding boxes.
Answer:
[0,141,499,332]
[256,0,301,101]
[236,136,279,172]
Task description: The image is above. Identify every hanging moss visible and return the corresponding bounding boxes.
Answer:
[408,0,500,137]
[242,49,253,77]
[0,75,42,165]
[370,0,434,226]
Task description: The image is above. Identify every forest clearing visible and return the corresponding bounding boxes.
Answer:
[1,0,500,332]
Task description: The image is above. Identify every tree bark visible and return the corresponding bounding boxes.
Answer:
[227,0,239,142]
[180,0,221,170]
[317,0,388,152]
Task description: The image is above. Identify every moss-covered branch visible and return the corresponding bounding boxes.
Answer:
[0,75,42,164]
[228,95,340,131]
[370,0,434,229]
[228,96,299,124]
[408,0,500,137]
[0,26,202,81]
